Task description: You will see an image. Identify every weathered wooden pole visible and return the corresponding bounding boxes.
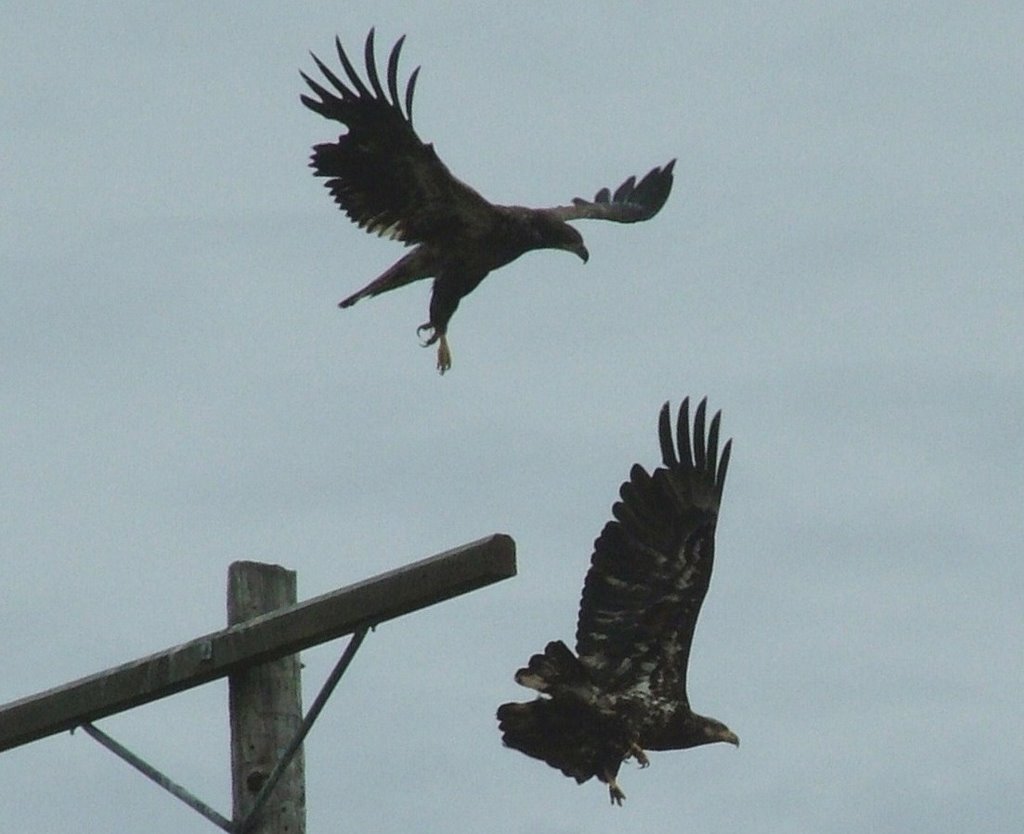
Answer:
[228,562,305,834]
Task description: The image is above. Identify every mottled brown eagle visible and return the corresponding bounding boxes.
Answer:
[300,30,675,373]
[497,398,738,804]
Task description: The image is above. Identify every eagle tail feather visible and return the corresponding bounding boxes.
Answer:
[513,640,587,694]
[496,699,598,784]
[338,247,431,308]
[497,695,633,793]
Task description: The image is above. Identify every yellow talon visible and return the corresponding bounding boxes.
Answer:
[607,778,626,806]
[436,334,452,374]
[630,743,650,768]
[604,768,626,806]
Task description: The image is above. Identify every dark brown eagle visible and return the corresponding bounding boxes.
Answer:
[497,398,738,804]
[300,30,675,373]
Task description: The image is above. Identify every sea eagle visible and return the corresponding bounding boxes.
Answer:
[300,30,675,373]
[497,398,738,804]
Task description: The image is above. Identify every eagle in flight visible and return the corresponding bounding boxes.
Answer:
[497,398,738,804]
[300,30,675,373]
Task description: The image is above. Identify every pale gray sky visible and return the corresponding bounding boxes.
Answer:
[2,3,1022,832]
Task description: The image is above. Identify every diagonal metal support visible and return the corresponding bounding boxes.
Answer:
[237,626,369,833]
[79,722,233,832]
[80,626,370,833]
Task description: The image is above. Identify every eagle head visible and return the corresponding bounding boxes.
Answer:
[652,712,739,751]
[702,718,740,748]
[533,213,589,262]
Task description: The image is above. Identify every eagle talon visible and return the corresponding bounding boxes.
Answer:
[417,323,438,347]
[416,324,452,373]
[436,334,452,374]
[607,777,626,806]
[630,743,650,768]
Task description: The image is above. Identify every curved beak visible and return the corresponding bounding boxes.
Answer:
[573,243,590,263]
[723,730,740,748]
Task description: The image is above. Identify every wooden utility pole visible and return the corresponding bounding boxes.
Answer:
[0,534,516,831]
[228,562,305,834]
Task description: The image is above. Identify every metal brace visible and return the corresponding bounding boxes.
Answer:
[78,626,370,832]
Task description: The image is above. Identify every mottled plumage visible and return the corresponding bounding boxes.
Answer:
[497,398,739,804]
[301,30,675,373]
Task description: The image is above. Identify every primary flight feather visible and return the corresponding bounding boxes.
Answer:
[301,29,675,373]
[497,398,738,805]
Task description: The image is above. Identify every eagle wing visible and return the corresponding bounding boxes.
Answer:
[549,160,676,224]
[575,398,731,705]
[300,30,497,244]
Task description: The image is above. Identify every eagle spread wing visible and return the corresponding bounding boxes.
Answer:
[576,397,730,703]
[549,160,676,224]
[301,30,677,374]
[300,29,495,245]
[498,398,736,804]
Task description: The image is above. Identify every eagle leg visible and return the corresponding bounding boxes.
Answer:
[605,771,626,806]
[629,743,650,768]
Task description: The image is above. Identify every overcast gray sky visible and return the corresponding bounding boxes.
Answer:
[2,3,1022,832]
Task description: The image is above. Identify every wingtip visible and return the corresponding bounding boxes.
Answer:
[658,402,678,467]
[706,409,722,481]
[677,397,693,469]
[717,437,733,494]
